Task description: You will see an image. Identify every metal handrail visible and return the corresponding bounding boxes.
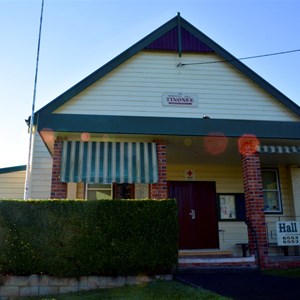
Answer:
[245,218,261,270]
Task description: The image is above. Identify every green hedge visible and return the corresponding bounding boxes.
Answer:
[0,199,178,277]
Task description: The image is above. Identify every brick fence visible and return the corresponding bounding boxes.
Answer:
[0,274,172,299]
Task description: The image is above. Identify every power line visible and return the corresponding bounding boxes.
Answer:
[24,0,45,200]
[177,49,300,67]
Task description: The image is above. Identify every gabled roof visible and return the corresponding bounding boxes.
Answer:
[34,13,300,120]
[0,165,26,174]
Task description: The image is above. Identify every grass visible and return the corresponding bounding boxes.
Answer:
[20,280,230,300]
[263,268,300,279]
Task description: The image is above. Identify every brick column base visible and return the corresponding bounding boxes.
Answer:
[241,152,268,267]
[51,139,67,199]
[150,142,167,199]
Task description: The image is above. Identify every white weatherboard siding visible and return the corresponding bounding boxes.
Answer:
[55,51,299,122]
[290,167,300,218]
[218,222,248,256]
[168,163,245,255]
[28,132,52,199]
[167,163,244,193]
[168,163,294,255]
[0,170,25,199]
[263,166,295,255]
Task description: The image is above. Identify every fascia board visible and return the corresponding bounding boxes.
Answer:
[0,165,26,174]
[37,113,300,139]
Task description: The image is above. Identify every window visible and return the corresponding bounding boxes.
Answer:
[262,169,282,213]
[114,183,134,199]
[85,183,149,200]
[86,184,113,200]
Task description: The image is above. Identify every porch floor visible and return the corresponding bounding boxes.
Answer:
[179,249,233,258]
[267,255,300,266]
[178,251,300,271]
[178,250,257,272]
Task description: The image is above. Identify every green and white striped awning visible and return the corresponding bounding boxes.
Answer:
[257,145,300,154]
[60,141,158,183]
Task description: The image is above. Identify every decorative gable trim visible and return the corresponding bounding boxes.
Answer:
[145,25,213,54]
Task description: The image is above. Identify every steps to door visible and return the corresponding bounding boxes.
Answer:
[179,250,233,258]
[178,250,257,272]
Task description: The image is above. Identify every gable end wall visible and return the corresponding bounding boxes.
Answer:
[54,52,299,122]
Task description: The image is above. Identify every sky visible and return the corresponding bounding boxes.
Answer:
[0,0,300,168]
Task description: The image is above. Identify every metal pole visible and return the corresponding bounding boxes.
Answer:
[24,0,45,200]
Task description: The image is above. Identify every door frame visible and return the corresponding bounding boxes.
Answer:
[168,180,219,250]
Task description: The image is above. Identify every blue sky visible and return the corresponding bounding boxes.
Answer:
[1,0,300,168]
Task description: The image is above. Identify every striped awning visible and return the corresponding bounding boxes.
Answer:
[60,141,158,183]
[257,145,300,154]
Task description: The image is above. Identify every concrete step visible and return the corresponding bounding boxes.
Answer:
[179,250,233,259]
[176,265,259,274]
[178,255,258,272]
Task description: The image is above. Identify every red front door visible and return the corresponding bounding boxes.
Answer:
[169,181,219,249]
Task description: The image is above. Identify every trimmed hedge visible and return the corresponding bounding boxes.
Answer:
[0,199,178,277]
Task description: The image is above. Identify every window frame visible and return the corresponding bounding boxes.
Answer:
[262,168,283,214]
[217,193,246,221]
[85,183,149,200]
[85,183,113,200]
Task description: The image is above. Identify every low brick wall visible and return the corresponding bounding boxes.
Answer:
[0,274,173,299]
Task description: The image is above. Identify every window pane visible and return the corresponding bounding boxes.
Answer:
[114,183,133,199]
[135,184,149,199]
[88,184,111,189]
[262,171,277,190]
[87,190,111,200]
[263,191,279,211]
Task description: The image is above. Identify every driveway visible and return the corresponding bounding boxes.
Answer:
[175,271,300,299]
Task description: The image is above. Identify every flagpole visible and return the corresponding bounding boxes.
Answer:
[24,0,45,200]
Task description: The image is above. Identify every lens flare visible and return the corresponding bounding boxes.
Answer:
[81,132,90,142]
[41,129,55,144]
[204,132,228,155]
[238,134,260,156]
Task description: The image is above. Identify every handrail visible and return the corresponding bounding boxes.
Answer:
[245,218,261,270]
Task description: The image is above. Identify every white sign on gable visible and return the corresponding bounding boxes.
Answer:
[162,93,198,107]
[276,221,300,246]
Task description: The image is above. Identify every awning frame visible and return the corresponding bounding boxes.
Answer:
[60,141,158,184]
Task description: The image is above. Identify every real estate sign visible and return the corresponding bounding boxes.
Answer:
[276,221,300,246]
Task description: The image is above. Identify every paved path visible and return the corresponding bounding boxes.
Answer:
[175,271,300,299]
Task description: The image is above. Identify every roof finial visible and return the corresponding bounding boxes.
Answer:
[177,12,182,57]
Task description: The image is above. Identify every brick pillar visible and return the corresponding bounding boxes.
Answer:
[51,139,67,199]
[241,152,268,267]
[150,141,167,199]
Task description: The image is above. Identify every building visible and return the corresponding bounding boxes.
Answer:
[25,14,300,268]
[0,165,26,199]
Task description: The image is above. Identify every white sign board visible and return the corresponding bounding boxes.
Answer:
[162,93,198,107]
[276,221,300,246]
